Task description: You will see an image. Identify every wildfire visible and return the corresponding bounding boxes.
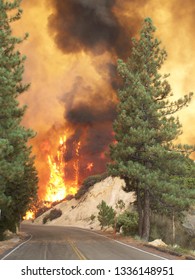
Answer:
[23,134,81,219]
[44,155,67,202]
[23,210,35,220]
[86,162,94,171]
[44,134,79,203]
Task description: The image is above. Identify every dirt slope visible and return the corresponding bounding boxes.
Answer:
[35,176,135,229]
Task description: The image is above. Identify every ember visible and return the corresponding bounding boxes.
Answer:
[86,162,94,172]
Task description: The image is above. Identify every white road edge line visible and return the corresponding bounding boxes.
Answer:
[1,234,32,260]
[71,227,167,260]
[5,224,167,260]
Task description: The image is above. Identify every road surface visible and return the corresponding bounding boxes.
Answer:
[1,224,166,260]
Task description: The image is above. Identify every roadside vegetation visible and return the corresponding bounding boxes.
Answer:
[108,17,195,242]
[0,0,38,240]
[42,209,62,224]
[96,200,138,236]
[96,200,195,257]
[1,1,194,258]
[75,173,108,200]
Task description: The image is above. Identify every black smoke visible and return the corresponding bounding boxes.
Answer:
[59,76,117,181]
[48,0,133,57]
[47,0,144,181]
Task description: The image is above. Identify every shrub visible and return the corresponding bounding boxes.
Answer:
[65,194,74,201]
[90,214,96,223]
[42,208,62,224]
[97,200,115,229]
[115,199,125,211]
[116,210,138,236]
[75,173,108,200]
[35,206,50,218]
[0,231,5,241]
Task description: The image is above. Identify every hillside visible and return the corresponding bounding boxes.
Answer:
[34,175,195,249]
[34,176,135,229]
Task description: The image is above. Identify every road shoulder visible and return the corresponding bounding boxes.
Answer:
[1,226,194,260]
[93,229,195,260]
[0,232,29,260]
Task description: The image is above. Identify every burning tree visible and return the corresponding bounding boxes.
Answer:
[43,135,79,204]
[0,0,38,238]
[108,18,195,241]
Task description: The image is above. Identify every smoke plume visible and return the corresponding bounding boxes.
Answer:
[15,0,195,198]
[48,0,134,57]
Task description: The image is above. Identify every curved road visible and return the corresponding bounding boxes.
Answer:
[1,224,166,260]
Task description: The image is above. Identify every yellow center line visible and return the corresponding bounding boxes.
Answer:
[67,239,87,260]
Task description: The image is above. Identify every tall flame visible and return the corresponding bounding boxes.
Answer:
[44,155,66,202]
[16,1,195,207]
[44,134,79,203]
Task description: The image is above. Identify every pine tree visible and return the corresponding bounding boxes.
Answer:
[0,0,38,238]
[97,200,115,229]
[108,18,195,241]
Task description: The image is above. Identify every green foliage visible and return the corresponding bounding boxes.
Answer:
[75,173,108,200]
[150,213,195,249]
[0,0,38,238]
[108,17,195,241]
[97,200,115,229]
[90,214,96,223]
[0,189,12,240]
[116,210,138,236]
[115,199,125,211]
[42,208,62,224]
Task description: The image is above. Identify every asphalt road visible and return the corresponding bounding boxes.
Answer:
[1,224,166,260]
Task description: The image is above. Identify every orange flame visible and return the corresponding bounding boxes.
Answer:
[23,210,35,220]
[44,155,66,202]
[86,162,94,171]
[44,135,79,203]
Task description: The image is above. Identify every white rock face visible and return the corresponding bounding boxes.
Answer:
[183,211,195,235]
[149,239,168,247]
[35,177,135,230]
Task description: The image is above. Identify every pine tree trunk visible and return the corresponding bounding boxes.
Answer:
[142,189,150,241]
[137,188,143,237]
[172,212,175,245]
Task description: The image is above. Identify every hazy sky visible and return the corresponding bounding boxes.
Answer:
[13,0,195,196]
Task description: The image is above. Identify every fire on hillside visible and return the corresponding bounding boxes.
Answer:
[21,1,195,219]
[23,133,96,219]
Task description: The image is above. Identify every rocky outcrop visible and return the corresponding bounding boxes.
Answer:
[35,176,135,229]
